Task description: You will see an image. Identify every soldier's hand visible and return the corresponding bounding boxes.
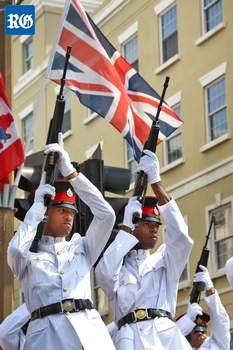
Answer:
[187,303,203,321]
[123,197,142,229]
[44,132,75,177]
[193,265,214,290]
[138,150,160,184]
[34,184,55,204]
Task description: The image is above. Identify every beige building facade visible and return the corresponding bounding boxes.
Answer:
[10,0,233,344]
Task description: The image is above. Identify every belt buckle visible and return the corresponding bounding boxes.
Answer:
[61,299,76,314]
[134,309,151,321]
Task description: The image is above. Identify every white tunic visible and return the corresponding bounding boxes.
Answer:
[96,199,194,350]
[176,291,230,350]
[7,173,116,350]
[0,303,30,350]
[225,257,233,288]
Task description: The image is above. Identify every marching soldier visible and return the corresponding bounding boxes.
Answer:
[96,150,194,349]
[0,303,30,350]
[7,135,116,350]
[177,266,230,349]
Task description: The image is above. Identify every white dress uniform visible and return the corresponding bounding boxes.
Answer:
[7,173,116,350]
[96,198,194,350]
[225,257,233,288]
[0,303,30,350]
[176,291,230,350]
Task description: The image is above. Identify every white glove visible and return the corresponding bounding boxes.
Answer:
[193,265,214,289]
[138,150,160,184]
[44,132,76,177]
[123,197,142,229]
[187,303,203,321]
[34,184,55,204]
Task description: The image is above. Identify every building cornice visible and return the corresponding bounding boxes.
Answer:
[94,0,130,25]
[168,155,233,200]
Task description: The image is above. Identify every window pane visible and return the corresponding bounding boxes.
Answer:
[161,6,177,39]
[22,113,34,152]
[216,238,233,269]
[207,79,225,113]
[204,0,223,32]
[123,36,138,71]
[209,109,227,139]
[161,6,178,62]
[62,90,71,133]
[207,78,227,141]
[167,133,182,163]
[180,264,188,282]
[212,204,233,270]
[126,143,137,183]
[23,38,33,73]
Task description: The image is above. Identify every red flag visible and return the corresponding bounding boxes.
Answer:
[0,73,25,190]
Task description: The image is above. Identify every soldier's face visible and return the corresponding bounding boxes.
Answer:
[190,330,207,347]
[134,220,160,249]
[45,206,75,237]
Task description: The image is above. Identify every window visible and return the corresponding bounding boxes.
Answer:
[160,5,178,63]
[179,264,188,283]
[203,0,223,33]
[206,77,227,141]
[126,142,138,183]
[62,90,71,134]
[230,329,233,350]
[122,35,139,71]
[23,37,33,73]
[164,104,182,164]
[22,112,34,153]
[211,203,233,270]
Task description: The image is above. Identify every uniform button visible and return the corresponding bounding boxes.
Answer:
[57,251,61,255]
[60,271,64,275]
[63,288,67,292]
[36,257,40,261]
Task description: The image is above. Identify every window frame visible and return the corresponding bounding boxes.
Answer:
[159,3,178,65]
[207,195,233,277]
[204,76,227,143]
[201,0,223,34]
[122,34,139,71]
[22,37,33,74]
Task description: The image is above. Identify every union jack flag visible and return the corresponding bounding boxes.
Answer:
[47,0,182,162]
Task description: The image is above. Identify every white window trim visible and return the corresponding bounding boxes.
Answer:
[83,111,99,125]
[161,157,185,174]
[166,90,182,107]
[206,194,233,278]
[124,140,138,189]
[18,103,34,120]
[154,53,181,75]
[199,62,226,87]
[85,140,103,159]
[196,21,226,46]
[154,0,176,15]
[117,22,138,45]
[200,132,231,153]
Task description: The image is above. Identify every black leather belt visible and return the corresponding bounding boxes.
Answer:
[31,299,93,321]
[118,308,172,329]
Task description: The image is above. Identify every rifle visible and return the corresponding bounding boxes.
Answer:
[190,215,216,303]
[29,46,71,253]
[132,76,170,223]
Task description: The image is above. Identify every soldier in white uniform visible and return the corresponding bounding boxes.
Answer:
[225,257,233,288]
[7,135,116,350]
[96,150,194,350]
[0,303,30,350]
[177,265,230,349]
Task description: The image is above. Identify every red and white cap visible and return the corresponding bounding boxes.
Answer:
[50,179,77,212]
